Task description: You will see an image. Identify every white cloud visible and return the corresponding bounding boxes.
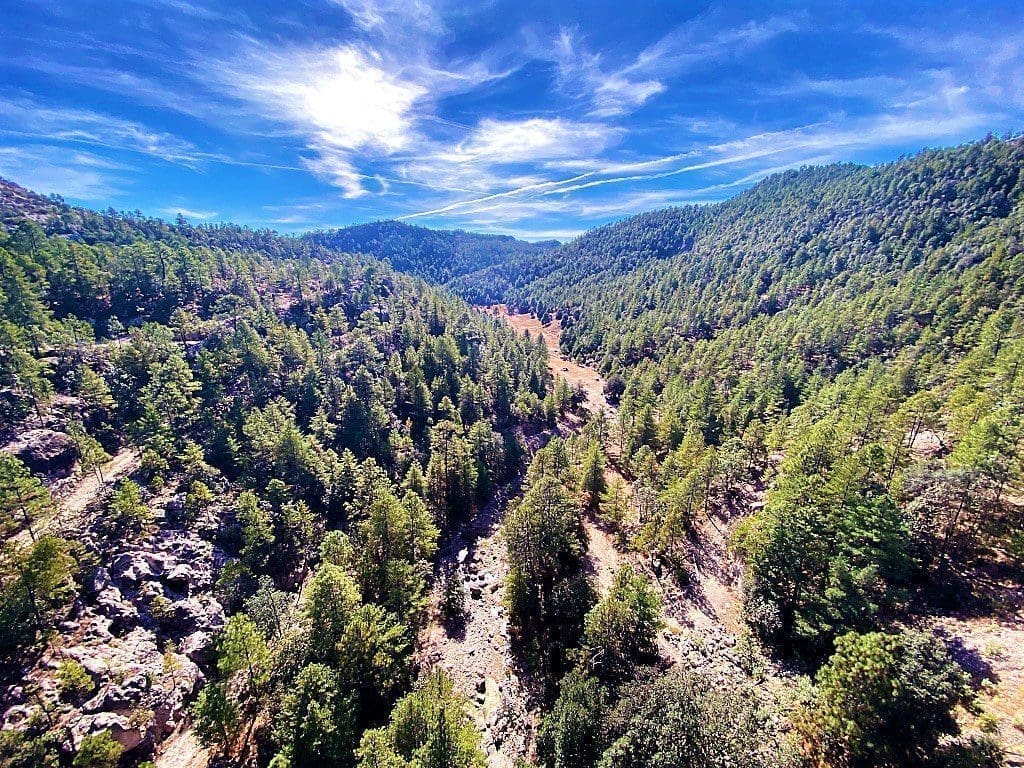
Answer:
[210,24,525,200]
[0,145,125,200]
[0,97,202,166]
[552,28,665,117]
[216,43,428,197]
[227,45,426,154]
[440,117,620,164]
[158,206,218,219]
[592,76,665,118]
[333,0,442,34]
[549,16,799,119]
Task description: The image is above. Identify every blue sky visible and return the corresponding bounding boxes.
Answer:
[1,1,1022,240]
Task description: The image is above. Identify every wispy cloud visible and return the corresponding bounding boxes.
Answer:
[549,16,799,119]
[552,28,665,118]
[0,97,203,166]
[438,117,620,164]
[158,206,218,219]
[398,100,997,225]
[0,145,126,200]
[214,44,427,197]
[332,0,442,35]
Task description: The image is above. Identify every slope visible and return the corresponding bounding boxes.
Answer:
[306,220,557,286]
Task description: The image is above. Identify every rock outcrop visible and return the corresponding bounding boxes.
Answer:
[3,429,78,477]
[1,494,225,762]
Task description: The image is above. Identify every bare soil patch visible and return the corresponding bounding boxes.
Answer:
[482,305,610,416]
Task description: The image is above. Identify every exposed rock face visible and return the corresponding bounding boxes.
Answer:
[1,502,225,761]
[3,429,78,477]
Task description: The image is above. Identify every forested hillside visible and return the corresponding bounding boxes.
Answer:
[0,201,583,767]
[306,220,557,286]
[488,138,1024,768]
[0,136,1021,768]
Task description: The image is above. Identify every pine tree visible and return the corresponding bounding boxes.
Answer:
[108,480,152,533]
[0,455,55,539]
[68,422,110,483]
[579,441,607,509]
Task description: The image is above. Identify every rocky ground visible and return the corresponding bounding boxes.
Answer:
[417,484,541,768]
[1,449,226,764]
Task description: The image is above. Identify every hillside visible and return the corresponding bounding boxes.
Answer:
[0,137,1021,768]
[0,196,584,767]
[306,220,557,287]
[491,138,1024,765]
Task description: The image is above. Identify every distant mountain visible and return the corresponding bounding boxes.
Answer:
[456,137,1024,371]
[305,220,558,287]
[0,180,557,290]
[0,177,323,258]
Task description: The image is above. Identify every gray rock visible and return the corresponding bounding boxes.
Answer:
[94,585,139,628]
[169,595,224,634]
[163,564,194,594]
[179,631,214,665]
[3,429,78,477]
[73,711,146,751]
[85,567,111,596]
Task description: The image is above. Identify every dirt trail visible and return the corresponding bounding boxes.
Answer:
[924,546,1024,762]
[12,447,139,548]
[582,515,621,594]
[59,448,140,515]
[482,305,610,416]
[154,729,210,768]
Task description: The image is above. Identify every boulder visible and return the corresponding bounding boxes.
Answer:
[3,429,77,477]
[110,552,155,588]
[94,585,139,630]
[179,631,215,666]
[85,567,111,596]
[169,595,224,634]
[72,711,146,751]
[162,563,194,595]
[2,704,35,729]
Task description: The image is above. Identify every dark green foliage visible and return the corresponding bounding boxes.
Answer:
[580,566,661,681]
[191,682,240,749]
[2,137,1022,768]
[307,220,555,287]
[537,669,607,768]
[108,479,153,533]
[598,670,775,768]
[352,489,438,616]
[737,490,913,660]
[355,669,485,768]
[305,563,361,664]
[0,454,54,538]
[0,536,78,655]
[336,603,410,718]
[73,731,122,768]
[579,440,606,508]
[0,713,60,768]
[504,440,596,688]
[273,663,358,768]
[56,659,96,701]
[800,631,972,767]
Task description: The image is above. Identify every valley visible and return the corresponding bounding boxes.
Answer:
[1,136,1023,768]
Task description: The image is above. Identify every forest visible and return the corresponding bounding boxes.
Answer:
[0,136,1021,768]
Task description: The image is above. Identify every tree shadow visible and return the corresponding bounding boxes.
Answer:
[932,626,999,689]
